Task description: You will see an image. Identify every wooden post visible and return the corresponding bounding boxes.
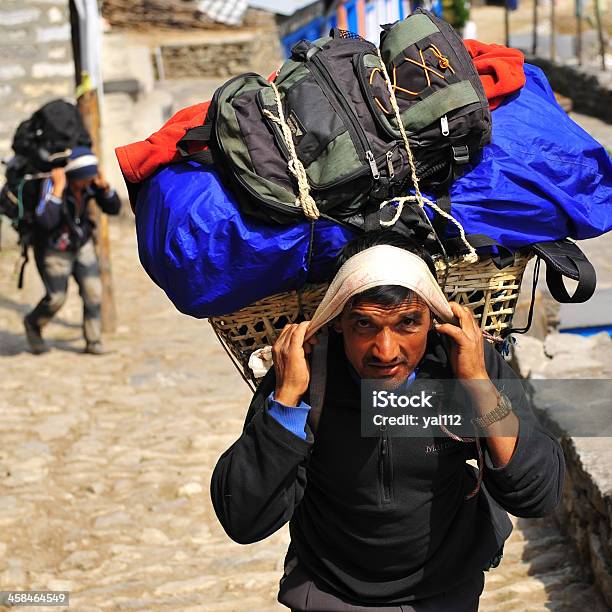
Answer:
[505,1,510,47]
[77,88,117,333]
[593,0,607,71]
[550,0,556,62]
[532,0,538,55]
[576,0,582,65]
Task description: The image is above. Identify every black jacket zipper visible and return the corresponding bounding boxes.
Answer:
[379,434,393,504]
[308,51,380,180]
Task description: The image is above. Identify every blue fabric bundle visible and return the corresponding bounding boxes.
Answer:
[135,64,611,319]
[432,63,611,248]
[136,163,356,317]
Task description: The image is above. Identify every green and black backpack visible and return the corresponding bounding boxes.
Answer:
[178,10,491,228]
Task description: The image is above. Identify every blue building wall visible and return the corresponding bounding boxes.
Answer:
[280,0,442,58]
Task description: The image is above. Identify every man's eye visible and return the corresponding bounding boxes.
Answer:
[400,318,415,327]
[356,319,372,328]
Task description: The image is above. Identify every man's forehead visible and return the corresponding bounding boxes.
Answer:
[344,295,429,318]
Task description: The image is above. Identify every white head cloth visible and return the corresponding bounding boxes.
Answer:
[305,244,455,340]
[248,245,455,378]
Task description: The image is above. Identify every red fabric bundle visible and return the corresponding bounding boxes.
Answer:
[463,39,525,111]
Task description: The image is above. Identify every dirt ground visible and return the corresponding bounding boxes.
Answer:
[1,4,610,606]
[0,215,609,611]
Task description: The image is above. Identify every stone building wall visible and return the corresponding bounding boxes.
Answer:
[152,10,282,80]
[0,0,75,164]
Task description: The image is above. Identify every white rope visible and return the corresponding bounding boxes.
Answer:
[375,48,424,210]
[262,81,320,221]
[374,49,478,265]
[379,195,479,264]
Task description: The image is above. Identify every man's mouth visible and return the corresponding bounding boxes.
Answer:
[367,363,405,377]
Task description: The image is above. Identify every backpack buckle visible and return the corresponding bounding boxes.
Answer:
[452,145,470,165]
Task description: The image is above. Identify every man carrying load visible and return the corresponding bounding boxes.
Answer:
[23,146,121,355]
[212,230,564,611]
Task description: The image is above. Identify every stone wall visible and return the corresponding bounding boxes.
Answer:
[514,331,612,607]
[159,40,254,79]
[0,1,75,163]
[555,437,612,607]
[157,10,283,80]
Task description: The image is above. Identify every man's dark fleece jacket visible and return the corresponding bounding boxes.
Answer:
[210,330,565,605]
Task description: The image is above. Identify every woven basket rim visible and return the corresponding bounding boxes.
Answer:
[211,251,533,318]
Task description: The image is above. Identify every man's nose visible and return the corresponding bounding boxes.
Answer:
[371,328,400,363]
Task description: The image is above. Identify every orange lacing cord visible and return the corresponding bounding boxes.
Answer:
[429,44,456,73]
[369,45,455,116]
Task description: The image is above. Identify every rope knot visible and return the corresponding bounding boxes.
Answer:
[265,82,320,221]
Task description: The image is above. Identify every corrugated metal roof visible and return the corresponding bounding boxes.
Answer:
[197,0,249,25]
[248,0,319,16]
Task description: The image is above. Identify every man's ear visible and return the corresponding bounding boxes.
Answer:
[332,317,342,333]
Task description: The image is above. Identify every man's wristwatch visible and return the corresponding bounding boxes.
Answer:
[471,393,513,429]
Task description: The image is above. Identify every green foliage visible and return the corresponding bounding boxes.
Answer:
[442,0,471,30]
[451,0,471,29]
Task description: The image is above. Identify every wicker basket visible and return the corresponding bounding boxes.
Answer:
[209,251,533,386]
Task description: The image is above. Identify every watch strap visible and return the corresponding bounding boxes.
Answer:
[472,393,513,429]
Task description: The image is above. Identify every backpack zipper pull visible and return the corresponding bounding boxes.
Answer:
[381,436,388,456]
[386,151,395,179]
[441,115,449,137]
[366,150,380,180]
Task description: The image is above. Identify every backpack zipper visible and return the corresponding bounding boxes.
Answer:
[308,51,380,181]
[366,151,380,179]
[441,115,450,136]
[386,150,395,178]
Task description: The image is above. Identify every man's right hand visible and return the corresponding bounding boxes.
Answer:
[272,321,318,407]
[50,167,66,198]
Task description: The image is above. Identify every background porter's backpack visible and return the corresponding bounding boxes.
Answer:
[0,99,92,287]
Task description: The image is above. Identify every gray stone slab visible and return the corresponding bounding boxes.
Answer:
[530,379,612,437]
[559,289,612,329]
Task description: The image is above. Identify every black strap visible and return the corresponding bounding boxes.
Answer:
[17,242,28,289]
[178,124,212,147]
[531,239,596,303]
[432,192,451,243]
[182,150,214,165]
[503,257,541,338]
[443,234,515,269]
[364,207,381,232]
[176,124,214,165]
[296,220,318,318]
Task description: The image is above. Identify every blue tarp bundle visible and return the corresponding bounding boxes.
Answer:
[135,64,611,318]
[437,63,611,247]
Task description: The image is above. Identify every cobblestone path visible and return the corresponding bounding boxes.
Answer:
[0,223,607,611]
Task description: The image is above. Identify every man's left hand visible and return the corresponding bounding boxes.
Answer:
[434,302,488,381]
